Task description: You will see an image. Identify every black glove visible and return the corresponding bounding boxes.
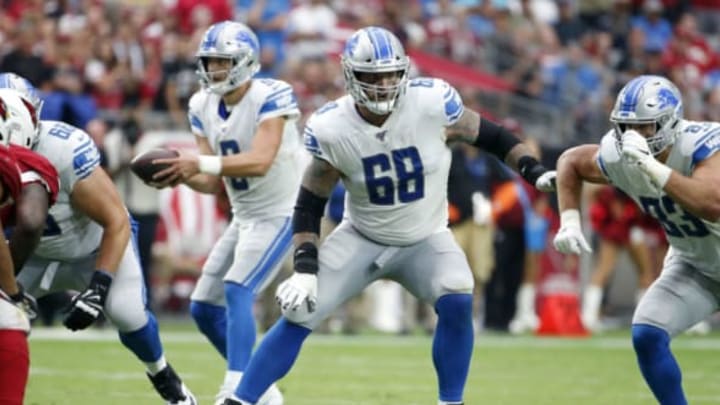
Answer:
[9,283,38,321]
[63,270,113,331]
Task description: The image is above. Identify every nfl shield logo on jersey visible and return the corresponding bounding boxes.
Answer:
[375,130,387,142]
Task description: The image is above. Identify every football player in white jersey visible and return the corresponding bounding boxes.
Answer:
[0,76,197,405]
[223,26,556,405]
[553,75,720,404]
[150,21,301,404]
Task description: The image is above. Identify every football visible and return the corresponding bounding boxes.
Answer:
[130,148,179,183]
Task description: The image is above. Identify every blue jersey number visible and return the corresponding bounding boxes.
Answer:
[47,123,75,140]
[219,140,249,191]
[639,196,709,238]
[409,78,434,88]
[362,147,424,205]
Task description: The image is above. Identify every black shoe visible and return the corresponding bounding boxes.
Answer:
[223,399,243,405]
[146,364,197,404]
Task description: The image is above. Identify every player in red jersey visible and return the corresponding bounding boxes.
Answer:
[0,91,49,405]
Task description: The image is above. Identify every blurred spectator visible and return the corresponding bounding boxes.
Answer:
[0,18,54,87]
[484,172,537,331]
[173,0,233,35]
[553,0,586,46]
[582,186,655,332]
[631,0,673,52]
[285,0,338,63]
[40,69,100,131]
[153,33,200,127]
[447,144,506,331]
[661,12,718,92]
[236,0,291,77]
[508,138,553,334]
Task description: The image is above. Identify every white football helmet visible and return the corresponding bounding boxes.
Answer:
[0,89,38,148]
[341,27,410,115]
[0,72,43,117]
[196,21,261,94]
[610,75,683,156]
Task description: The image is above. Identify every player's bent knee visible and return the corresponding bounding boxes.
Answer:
[105,304,148,332]
[632,323,670,354]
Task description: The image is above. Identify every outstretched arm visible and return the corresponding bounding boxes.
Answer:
[445,109,555,191]
[553,144,608,255]
[556,144,608,212]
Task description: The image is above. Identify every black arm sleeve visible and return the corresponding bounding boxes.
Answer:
[292,186,328,235]
[472,117,521,161]
[473,117,550,186]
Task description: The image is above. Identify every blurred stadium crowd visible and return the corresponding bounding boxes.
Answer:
[1,0,719,334]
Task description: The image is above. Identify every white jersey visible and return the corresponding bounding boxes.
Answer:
[188,79,303,221]
[597,120,720,280]
[31,121,104,260]
[304,77,464,246]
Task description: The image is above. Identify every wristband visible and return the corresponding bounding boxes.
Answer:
[560,209,582,229]
[89,270,114,305]
[517,156,548,186]
[198,155,222,175]
[293,242,319,275]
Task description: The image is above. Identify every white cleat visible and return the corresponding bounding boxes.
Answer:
[508,314,539,335]
[581,314,602,333]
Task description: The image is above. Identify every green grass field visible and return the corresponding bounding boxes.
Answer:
[25,325,720,405]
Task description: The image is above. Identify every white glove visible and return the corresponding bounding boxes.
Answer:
[620,130,671,189]
[276,273,317,313]
[553,210,592,255]
[535,170,557,192]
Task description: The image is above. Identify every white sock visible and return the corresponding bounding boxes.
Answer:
[516,283,536,318]
[438,401,463,405]
[224,370,243,387]
[145,356,168,376]
[582,285,603,325]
